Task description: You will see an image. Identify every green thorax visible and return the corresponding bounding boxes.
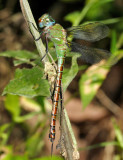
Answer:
[46,24,67,45]
[45,24,69,57]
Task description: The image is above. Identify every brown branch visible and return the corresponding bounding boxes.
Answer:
[96,89,123,118]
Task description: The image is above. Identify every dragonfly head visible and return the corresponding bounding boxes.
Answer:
[38,14,55,28]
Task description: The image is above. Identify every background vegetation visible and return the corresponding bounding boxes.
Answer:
[0,0,123,160]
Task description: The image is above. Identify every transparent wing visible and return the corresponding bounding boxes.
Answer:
[71,42,111,64]
[67,22,109,42]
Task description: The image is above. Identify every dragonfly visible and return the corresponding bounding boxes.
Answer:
[28,13,112,153]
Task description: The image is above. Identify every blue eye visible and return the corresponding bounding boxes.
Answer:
[47,22,55,26]
[39,22,44,28]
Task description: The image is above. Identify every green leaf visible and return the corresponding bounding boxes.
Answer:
[0,50,38,60]
[111,30,117,54]
[36,96,46,113]
[80,141,118,151]
[70,0,107,26]
[13,112,39,123]
[64,11,80,25]
[117,33,123,49]
[33,156,64,160]
[100,17,123,25]
[0,123,11,146]
[0,50,39,66]
[85,0,113,20]
[3,67,50,98]
[113,155,121,160]
[113,120,123,149]
[107,49,123,66]
[3,154,28,160]
[4,95,41,123]
[0,124,11,133]
[26,132,44,157]
[13,59,28,66]
[26,120,48,157]
[115,50,123,59]
[62,52,80,91]
[4,94,20,118]
[79,61,110,108]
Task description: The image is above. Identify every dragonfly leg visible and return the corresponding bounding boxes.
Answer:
[51,141,54,157]
[46,35,49,53]
[51,86,55,106]
[28,21,42,41]
[41,35,49,61]
[29,29,42,41]
[27,21,40,32]
[28,21,49,62]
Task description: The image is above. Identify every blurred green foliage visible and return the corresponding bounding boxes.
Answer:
[0,0,123,159]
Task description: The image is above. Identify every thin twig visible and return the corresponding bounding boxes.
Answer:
[96,89,123,118]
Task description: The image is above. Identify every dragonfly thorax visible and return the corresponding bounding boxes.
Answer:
[38,13,55,28]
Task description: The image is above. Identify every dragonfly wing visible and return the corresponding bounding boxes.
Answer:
[67,22,109,42]
[71,42,111,64]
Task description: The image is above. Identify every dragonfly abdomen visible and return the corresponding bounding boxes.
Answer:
[49,55,65,142]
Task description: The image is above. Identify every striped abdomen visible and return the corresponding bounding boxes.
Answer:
[49,56,65,142]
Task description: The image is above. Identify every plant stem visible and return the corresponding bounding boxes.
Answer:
[61,109,80,159]
[73,1,94,26]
